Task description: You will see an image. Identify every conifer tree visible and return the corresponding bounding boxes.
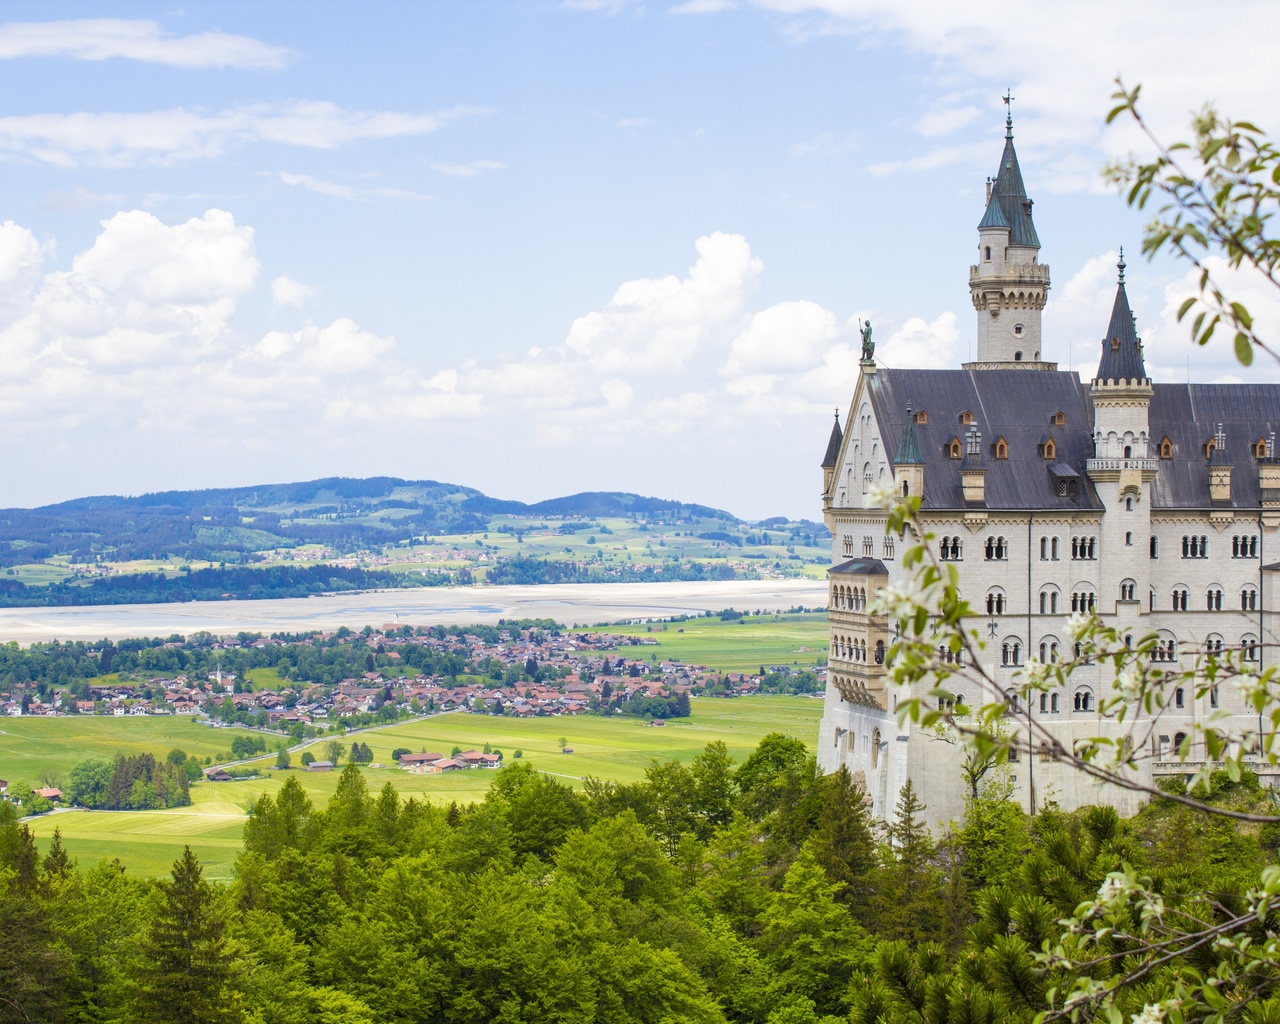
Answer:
[137,846,238,1024]
[810,765,875,911]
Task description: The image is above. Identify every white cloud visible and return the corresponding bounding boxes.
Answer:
[877,311,959,368]
[271,276,315,309]
[723,299,837,374]
[0,19,293,69]
[37,186,121,212]
[278,171,431,201]
[1044,250,1123,377]
[427,159,505,177]
[0,103,482,168]
[914,103,981,139]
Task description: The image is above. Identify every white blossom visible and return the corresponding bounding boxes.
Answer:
[1097,872,1129,905]
[1232,673,1261,702]
[1020,657,1050,689]
[1116,663,1143,701]
[1065,611,1092,642]
[1131,1004,1166,1024]
[865,479,897,510]
[869,583,916,620]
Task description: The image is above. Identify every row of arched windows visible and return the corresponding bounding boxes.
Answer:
[832,635,885,664]
[1166,585,1257,611]
[1071,591,1096,612]
[1182,535,1209,558]
[985,536,1008,560]
[1071,537,1098,560]
[1233,535,1259,558]
[939,536,963,560]
[830,584,867,611]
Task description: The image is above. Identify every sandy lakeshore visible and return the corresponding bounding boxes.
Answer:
[0,579,829,643]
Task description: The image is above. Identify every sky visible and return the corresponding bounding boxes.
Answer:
[0,1,1276,519]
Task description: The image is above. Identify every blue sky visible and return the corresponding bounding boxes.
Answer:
[0,1,1275,517]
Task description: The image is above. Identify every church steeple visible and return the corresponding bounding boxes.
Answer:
[1093,250,1147,384]
[967,95,1052,369]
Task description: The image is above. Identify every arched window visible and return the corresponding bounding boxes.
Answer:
[1150,535,1158,558]
[1210,686,1220,709]
[948,437,962,459]
[1120,579,1136,601]
[1040,537,1048,560]
[1207,587,1223,611]
[1052,411,1066,426]
[871,729,881,769]
[1123,444,1132,458]
[1172,587,1189,611]
[985,536,1007,560]
[1051,537,1059,559]
[960,410,974,425]
[1256,438,1269,458]
[984,245,992,261]
[1242,586,1258,611]
[883,536,895,559]
[1205,634,1224,654]
[986,590,1006,615]
[874,640,885,664]
[1073,689,1093,712]
[1174,687,1184,709]
[1125,497,1133,511]
[1173,731,1188,755]
[1160,437,1173,459]
[1050,692,1059,713]
[1001,639,1021,666]
[915,409,928,424]
[1242,633,1259,662]
[995,437,1008,459]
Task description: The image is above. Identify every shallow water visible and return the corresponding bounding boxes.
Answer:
[0,578,828,642]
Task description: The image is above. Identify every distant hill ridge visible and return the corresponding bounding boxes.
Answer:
[0,477,743,568]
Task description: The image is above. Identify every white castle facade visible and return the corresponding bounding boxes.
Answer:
[816,112,1280,831]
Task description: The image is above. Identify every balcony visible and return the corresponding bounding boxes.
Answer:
[1086,458,1158,473]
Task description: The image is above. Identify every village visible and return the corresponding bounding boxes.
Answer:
[0,619,810,727]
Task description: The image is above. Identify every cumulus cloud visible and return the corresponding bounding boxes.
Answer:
[0,102,483,168]
[876,311,959,368]
[427,159,505,177]
[723,300,837,374]
[0,18,292,69]
[270,275,315,309]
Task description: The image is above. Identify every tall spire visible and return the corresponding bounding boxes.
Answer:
[1094,250,1147,383]
[821,408,843,468]
[1003,89,1014,139]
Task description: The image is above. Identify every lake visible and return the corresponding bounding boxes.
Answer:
[0,579,828,642]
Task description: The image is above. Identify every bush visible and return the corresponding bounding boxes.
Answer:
[513,749,523,759]
[300,751,315,765]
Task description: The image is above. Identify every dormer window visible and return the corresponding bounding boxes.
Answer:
[1041,438,1057,460]
[994,437,1009,460]
[1110,337,1121,351]
[1255,438,1268,458]
[947,437,962,460]
[1159,437,1173,459]
[1204,438,1216,459]
[915,410,928,424]
[960,411,974,425]
[1052,411,1066,426]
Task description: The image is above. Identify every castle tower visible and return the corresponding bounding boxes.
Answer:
[1087,252,1156,627]
[967,101,1053,369]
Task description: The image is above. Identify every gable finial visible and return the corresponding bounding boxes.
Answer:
[1117,246,1126,284]
[1003,90,1014,138]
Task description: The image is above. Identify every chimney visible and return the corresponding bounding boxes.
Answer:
[960,427,986,505]
[1208,423,1232,503]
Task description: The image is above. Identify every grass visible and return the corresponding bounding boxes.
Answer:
[586,612,829,673]
[24,696,823,880]
[0,716,271,782]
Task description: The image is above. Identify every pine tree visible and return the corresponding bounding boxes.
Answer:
[42,828,72,878]
[810,765,875,912]
[136,846,238,1024]
[871,780,944,945]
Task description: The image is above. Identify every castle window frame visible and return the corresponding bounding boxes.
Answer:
[1171,586,1189,611]
[986,589,1006,615]
[1232,535,1259,558]
[994,437,1009,459]
[1243,633,1260,662]
[1175,687,1185,709]
[947,436,962,459]
[914,409,928,424]
[1052,411,1066,426]
[1120,579,1136,602]
[1242,586,1258,611]
[960,410,974,425]
[1159,437,1173,459]
[1150,536,1158,558]
[1204,438,1217,459]
[1000,639,1022,666]
[1041,437,1057,460]
[1073,688,1094,712]
[1207,587,1223,611]
[984,536,1008,561]
[1255,437,1269,459]
[1071,590,1096,612]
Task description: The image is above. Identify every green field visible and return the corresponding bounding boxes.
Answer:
[0,715,269,781]
[589,612,829,672]
[23,696,823,880]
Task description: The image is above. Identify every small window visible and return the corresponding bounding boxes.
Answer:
[1204,438,1217,459]
[1110,337,1121,352]
[1256,438,1268,459]
[1159,437,1173,459]
[915,409,928,424]
[1014,351,1023,361]
[1150,536,1158,558]
[1042,439,1056,460]
[947,437,962,459]
[1014,323,1025,337]
[984,245,992,261]
[960,411,974,425]
[1052,411,1066,426]
[995,437,1008,459]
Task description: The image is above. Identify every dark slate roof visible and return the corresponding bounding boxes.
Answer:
[829,558,888,576]
[1094,259,1147,382]
[867,368,1101,510]
[1148,384,1280,508]
[990,127,1040,248]
[822,412,843,468]
[894,408,923,465]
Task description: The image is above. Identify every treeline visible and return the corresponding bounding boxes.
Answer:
[0,563,467,608]
[1,734,1274,1024]
[485,554,742,585]
[64,752,192,811]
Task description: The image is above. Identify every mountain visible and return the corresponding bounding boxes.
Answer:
[0,477,740,567]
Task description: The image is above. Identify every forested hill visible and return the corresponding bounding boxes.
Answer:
[0,477,737,567]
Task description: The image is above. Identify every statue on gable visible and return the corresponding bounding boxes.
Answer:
[859,319,874,362]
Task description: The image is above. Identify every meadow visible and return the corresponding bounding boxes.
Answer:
[588,611,829,672]
[22,696,824,879]
[0,715,268,780]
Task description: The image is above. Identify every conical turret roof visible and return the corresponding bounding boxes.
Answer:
[894,405,923,465]
[989,112,1039,248]
[1094,251,1147,383]
[821,410,843,468]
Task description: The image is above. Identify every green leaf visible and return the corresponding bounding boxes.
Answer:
[1235,332,1254,366]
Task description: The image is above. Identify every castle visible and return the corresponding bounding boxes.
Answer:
[816,108,1280,830]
